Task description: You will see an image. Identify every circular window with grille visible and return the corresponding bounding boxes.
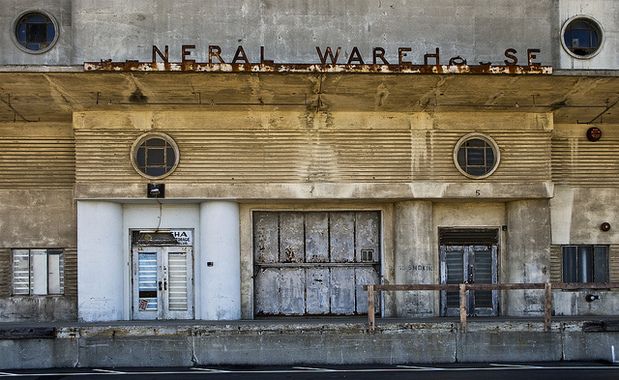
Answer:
[131,133,180,179]
[561,16,604,59]
[453,134,500,179]
[12,11,59,54]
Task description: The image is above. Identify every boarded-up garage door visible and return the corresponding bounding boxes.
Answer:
[253,211,380,316]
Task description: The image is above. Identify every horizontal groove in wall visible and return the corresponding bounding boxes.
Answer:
[550,245,562,283]
[75,129,551,184]
[0,137,75,188]
[610,245,619,283]
[552,137,619,187]
[416,130,551,182]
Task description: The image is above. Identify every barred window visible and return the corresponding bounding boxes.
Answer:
[562,245,609,283]
[453,134,500,179]
[562,17,603,59]
[13,11,58,53]
[130,133,180,179]
[12,249,64,296]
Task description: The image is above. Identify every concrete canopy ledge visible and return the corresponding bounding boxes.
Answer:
[74,182,554,201]
[1,72,618,124]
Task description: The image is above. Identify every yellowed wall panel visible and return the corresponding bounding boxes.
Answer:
[552,124,619,187]
[415,130,551,182]
[74,111,552,186]
[549,245,562,283]
[0,123,75,188]
[611,245,619,282]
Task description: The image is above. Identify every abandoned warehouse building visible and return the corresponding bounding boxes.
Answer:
[0,1,618,326]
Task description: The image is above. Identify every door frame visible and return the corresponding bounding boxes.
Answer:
[438,228,500,317]
[251,210,383,316]
[131,245,194,320]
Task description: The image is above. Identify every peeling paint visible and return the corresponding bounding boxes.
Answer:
[84,61,553,75]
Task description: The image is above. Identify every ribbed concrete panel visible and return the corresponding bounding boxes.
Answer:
[74,130,136,182]
[75,127,554,184]
[0,132,75,188]
[552,136,619,187]
[611,245,619,281]
[75,129,412,183]
[415,130,552,182]
[549,245,562,283]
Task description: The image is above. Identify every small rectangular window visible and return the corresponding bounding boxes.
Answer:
[12,249,31,295]
[12,249,64,296]
[562,245,609,283]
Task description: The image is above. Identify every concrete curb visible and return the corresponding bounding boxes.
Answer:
[0,320,617,369]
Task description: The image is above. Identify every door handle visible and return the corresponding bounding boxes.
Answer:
[468,264,475,284]
[158,281,162,291]
[164,281,168,291]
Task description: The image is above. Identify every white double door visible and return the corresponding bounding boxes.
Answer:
[132,246,193,320]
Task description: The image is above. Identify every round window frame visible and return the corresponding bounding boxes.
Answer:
[560,15,604,60]
[130,133,180,180]
[453,133,501,180]
[11,10,60,54]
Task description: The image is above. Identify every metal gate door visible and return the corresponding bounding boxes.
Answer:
[440,245,498,316]
[253,211,381,316]
[132,246,193,320]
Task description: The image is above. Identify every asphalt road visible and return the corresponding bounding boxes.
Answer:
[1,362,618,379]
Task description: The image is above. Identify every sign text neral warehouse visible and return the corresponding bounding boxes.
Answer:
[148,44,544,66]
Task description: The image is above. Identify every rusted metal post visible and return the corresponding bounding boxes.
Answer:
[367,284,375,332]
[544,282,552,332]
[459,283,467,332]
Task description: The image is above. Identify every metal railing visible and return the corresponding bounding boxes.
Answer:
[364,282,619,332]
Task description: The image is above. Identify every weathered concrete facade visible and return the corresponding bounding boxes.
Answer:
[0,0,618,330]
[1,0,557,66]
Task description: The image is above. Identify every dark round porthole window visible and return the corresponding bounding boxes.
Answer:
[13,11,58,53]
[453,134,500,179]
[561,16,603,58]
[131,133,180,179]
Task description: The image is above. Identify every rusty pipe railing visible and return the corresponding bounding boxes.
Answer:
[364,282,619,332]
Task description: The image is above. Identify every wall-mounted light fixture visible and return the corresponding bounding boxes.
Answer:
[586,126,602,142]
[600,222,611,232]
[147,183,165,198]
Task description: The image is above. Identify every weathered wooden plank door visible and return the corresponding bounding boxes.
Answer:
[253,211,381,316]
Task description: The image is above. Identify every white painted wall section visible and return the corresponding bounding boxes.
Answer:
[200,201,241,320]
[77,201,124,322]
